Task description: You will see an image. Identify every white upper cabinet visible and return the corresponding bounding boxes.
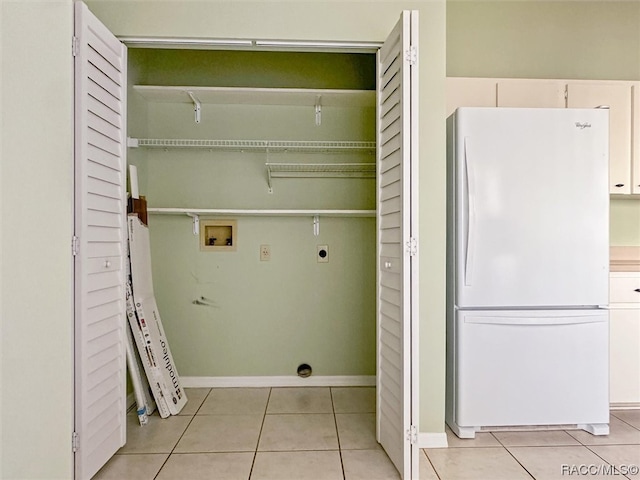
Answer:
[446,77,496,118]
[447,78,638,196]
[567,82,633,195]
[497,80,566,108]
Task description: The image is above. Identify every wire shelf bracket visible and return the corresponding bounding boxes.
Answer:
[186,213,200,235]
[187,91,202,123]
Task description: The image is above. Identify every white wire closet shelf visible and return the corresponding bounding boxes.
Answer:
[265,162,375,191]
[128,138,376,153]
[266,162,375,176]
[148,208,375,217]
[147,208,376,236]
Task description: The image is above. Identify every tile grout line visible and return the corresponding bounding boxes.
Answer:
[610,412,640,432]
[583,443,618,471]
[442,429,535,479]
[420,449,443,480]
[153,387,214,480]
[330,387,347,480]
[502,447,538,480]
[248,387,273,480]
[497,436,538,480]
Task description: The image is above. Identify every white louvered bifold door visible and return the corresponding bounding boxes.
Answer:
[74,2,127,479]
[377,10,419,480]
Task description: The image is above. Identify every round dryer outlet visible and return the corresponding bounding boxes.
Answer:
[317,245,329,263]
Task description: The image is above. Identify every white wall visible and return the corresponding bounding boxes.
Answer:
[0,1,75,479]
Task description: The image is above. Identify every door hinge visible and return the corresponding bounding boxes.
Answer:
[406,237,418,256]
[406,425,418,444]
[72,432,79,452]
[72,235,79,256]
[405,45,417,66]
[72,36,79,57]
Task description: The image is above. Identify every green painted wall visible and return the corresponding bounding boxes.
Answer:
[90,0,448,435]
[134,49,377,90]
[447,1,640,80]
[150,215,377,376]
[132,55,377,377]
[611,199,640,246]
[448,0,640,246]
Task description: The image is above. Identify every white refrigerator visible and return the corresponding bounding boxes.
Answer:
[446,107,610,439]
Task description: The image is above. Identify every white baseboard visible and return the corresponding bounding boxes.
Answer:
[611,402,640,410]
[418,432,448,449]
[180,375,376,388]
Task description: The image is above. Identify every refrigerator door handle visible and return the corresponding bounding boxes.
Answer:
[464,137,476,286]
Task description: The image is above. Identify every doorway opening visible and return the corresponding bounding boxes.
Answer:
[126,46,379,386]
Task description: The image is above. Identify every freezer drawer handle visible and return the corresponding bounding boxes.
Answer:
[465,315,606,326]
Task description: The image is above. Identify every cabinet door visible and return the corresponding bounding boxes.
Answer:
[446,77,496,118]
[567,83,632,195]
[610,308,640,405]
[633,83,640,194]
[497,80,566,108]
[610,273,640,304]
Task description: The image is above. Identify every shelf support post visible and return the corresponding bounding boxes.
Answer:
[186,213,200,235]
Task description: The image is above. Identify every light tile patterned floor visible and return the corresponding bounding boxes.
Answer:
[94,388,640,480]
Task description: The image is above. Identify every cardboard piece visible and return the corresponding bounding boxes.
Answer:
[127,215,187,415]
[128,196,148,226]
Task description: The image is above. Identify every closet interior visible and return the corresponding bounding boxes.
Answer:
[126,48,379,381]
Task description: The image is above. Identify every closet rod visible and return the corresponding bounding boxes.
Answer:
[118,36,381,52]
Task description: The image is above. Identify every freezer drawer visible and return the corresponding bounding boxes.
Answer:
[453,309,609,428]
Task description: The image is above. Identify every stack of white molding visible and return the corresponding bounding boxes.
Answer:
[126,213,188,420]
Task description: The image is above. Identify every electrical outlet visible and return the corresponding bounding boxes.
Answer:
[317,245,329,263]
[260,245,271,261]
